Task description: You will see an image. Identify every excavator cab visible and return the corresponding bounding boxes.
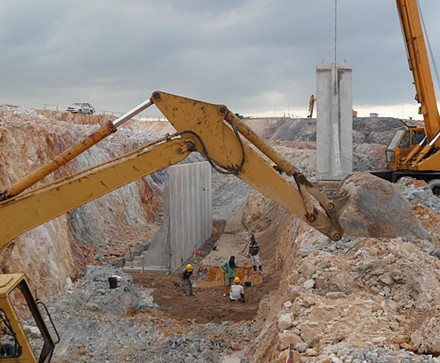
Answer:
[385,127,426,169]
[0,274,58,362]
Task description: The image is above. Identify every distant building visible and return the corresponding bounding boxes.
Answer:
[370,113,379,117]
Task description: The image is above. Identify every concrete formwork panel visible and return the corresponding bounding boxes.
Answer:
[169,162,212,271]
[316,63,353,180]
[142,161,212,272]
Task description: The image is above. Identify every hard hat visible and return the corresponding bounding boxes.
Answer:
[186,264,193,272]
[233,276,240,284]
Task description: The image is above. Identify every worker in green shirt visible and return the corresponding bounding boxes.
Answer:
[220,255,238,297]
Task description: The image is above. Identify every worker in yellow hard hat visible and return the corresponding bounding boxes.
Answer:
[181,264,194,296]
[229,276,245,303]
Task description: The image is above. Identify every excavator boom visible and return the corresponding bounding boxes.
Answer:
[0,91,344,246]
[152,92,343,240]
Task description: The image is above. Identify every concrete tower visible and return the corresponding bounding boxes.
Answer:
[316,63,353,180]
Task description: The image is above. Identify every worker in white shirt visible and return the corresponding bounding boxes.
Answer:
[229,276,245,303]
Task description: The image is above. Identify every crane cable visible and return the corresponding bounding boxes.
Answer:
[334,0,338,66]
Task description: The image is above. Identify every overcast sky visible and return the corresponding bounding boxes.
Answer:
[1,0,440,119]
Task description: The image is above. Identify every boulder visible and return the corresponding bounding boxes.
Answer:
[278,312,295,331]
[339,172,427,239]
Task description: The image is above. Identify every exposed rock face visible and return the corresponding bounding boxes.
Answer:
[411,314,440,355]
[243,182,440,362]
[256,116,402,174]
[0,107,165,299]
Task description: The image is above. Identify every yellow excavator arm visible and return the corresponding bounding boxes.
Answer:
[0,91,344,248]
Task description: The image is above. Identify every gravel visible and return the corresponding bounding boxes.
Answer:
[44,266,255,363]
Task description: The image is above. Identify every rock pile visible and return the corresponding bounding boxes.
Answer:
[244,177,440,362]
[46,266,255,363]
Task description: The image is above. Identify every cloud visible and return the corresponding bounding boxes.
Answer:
[0,0,439,119]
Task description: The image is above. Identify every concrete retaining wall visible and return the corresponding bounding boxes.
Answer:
[169,161,212,271]
[142,161,212,272]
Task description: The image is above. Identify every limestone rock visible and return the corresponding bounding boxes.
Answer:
[299,322,321,346]
[300,294,316,308]
[230,341,241,351]
[278,312,295,331]
[278,330,303,350]
[339,172,428,239]
[303,279,315,290]
[0,114,164,300]
[305,348,318,356]
[325,291,346,299]
[283,301,293,309]
[277,349,303,363]
[411,314,440,355]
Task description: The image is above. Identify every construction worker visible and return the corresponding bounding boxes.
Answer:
[307,94,316,118]
[181,264,194,296]
[229,277,245,303]
[248,234,262,272]
[220,256,238,297]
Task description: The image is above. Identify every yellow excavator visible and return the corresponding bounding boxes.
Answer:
[0,91,346,362]
[0,0,431,361]
[372,0,440,195]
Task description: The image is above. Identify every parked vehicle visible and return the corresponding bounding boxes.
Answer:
[67,102,95,115]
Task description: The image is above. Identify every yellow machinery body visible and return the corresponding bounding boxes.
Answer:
[377,0,440,193]
[0,274,57,362]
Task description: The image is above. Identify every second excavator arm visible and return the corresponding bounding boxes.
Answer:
[0,91,344,249]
